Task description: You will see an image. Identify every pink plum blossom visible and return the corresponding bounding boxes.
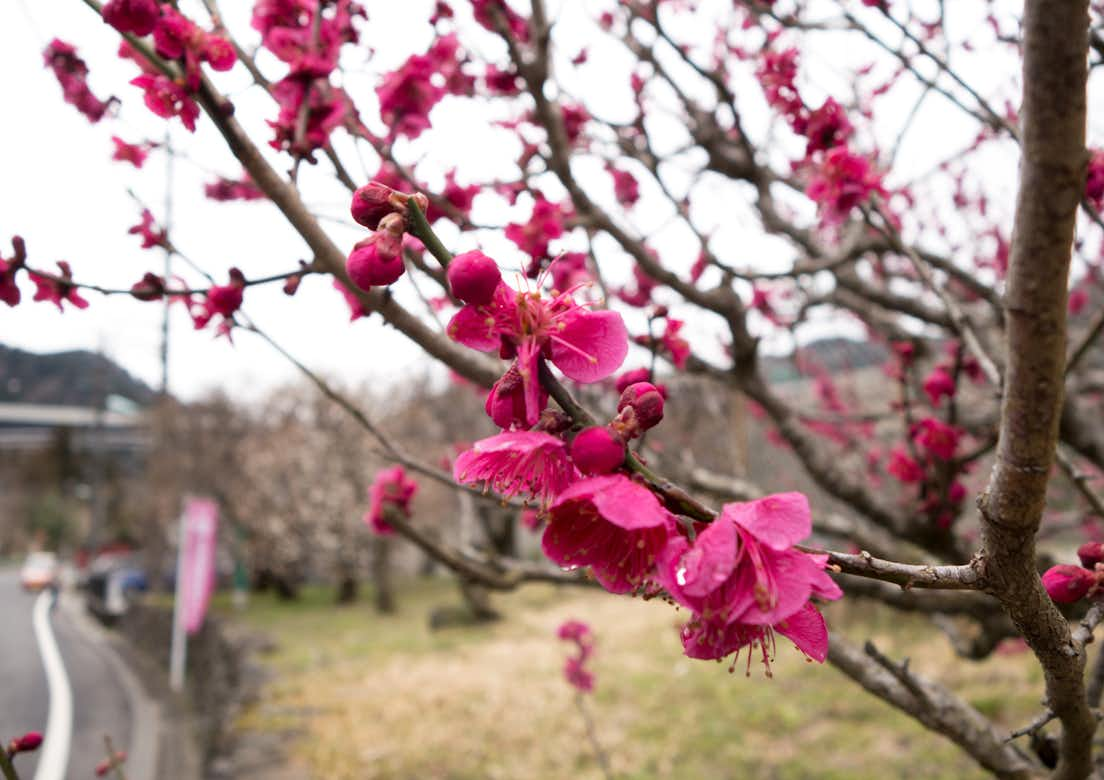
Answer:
[110,136,149,168]
[542,474,674,594]
[454,431,577,504]
[923,366,956,406]
[43,40,113,123]
[130,74,199,132]
[912,418,961,461]
[30,262,89,312]
[365,465,419,535]
[205,174,265,201]
[102,0,160,36]
[557,619,595,693]
[806,146,886,225]
[656,492,842,669]
[448,281,628,427]
[887,447,924,483]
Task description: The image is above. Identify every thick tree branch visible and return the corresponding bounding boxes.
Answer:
[827,635,1035,777]
[976,2,1094,776]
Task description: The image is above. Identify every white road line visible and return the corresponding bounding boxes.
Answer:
[31,591,72,780]
[63,596,161,780]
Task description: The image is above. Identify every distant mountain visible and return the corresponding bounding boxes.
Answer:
[0,344,156,407]
[760,337,890,383]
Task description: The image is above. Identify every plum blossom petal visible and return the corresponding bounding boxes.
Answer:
[774,602,830,662]
[724,492,812,552]
[550,309,629,382]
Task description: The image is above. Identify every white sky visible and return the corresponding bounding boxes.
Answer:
[0,0,1082,402]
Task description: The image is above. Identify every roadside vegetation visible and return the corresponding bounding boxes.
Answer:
[223,580,1047,779]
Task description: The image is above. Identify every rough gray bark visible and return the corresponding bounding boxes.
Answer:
[975,2,1093,777]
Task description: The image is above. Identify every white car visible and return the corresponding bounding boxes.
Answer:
[20,552,59,591]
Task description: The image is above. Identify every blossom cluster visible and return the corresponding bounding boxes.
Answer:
[254,0,363,161]
[754,45,886,225]
[97,0,238,132]
[344,182,431,290]
[43,39,114,123]
[431,238,841,670]
[557,620,596,693]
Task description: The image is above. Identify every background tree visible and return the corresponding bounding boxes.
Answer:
[6,0,1104,775]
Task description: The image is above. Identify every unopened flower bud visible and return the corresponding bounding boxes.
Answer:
[486,363,546,430]
[8,732,42,755]
[346,237,405,290]
[618,381,665,432]
[129,272,165,301]
[350,181,400,230]
[570,426,625,475]
[447,250,501,305]
[1078,541,1104,570]
[1042,564,1095,604]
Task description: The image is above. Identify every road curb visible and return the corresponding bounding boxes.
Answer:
[59,593,161,780]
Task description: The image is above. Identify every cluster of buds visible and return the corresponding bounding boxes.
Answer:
[1042,542,1104,604]
[610,381,665,441]
[345,182,429,290]
[566,380,665,476]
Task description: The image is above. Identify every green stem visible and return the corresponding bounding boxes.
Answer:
[0,750,21,780]
[405,200,454,269]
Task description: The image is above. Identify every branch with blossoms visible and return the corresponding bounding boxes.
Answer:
[16,0,1104,775]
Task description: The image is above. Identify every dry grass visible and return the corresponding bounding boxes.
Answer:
[226,580,1045,779]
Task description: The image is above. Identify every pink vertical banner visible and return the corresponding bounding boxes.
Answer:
[180,497,219,635]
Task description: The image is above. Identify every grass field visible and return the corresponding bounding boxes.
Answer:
[222,579,1046,779]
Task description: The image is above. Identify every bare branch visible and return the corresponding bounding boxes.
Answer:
[827,635,1035,777]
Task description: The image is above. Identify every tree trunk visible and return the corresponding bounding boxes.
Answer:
[335,575,358,604]
[371,535,396,614]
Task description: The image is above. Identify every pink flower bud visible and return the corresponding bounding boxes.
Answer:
[615,368,667,397]
[1078,542,1104,569]
[485,363,546,430]
[1042,564,1095,604]
[350,181,399,229]
[129,272,165,301]
[570,427,625,475]
[922,366,956,406]
[9,732,42,754]
[346,238,405,290]
[447,250,501,306]
[102,0,160,36]
[617,382,665,431]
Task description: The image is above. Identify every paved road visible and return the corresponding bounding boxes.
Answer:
[0,567,132,779]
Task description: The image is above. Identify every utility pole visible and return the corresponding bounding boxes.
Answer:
[160,129,173,397]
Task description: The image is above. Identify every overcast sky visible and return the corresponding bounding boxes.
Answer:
[0,0,1066,402]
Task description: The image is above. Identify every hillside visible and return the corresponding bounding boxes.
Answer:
[0,344,156,407]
